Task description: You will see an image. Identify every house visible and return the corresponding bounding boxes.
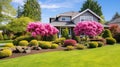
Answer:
[50,9,105,37]
[109,17,120,25]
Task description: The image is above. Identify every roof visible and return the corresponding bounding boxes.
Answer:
[109,17,120,24]
[51,22,109,28]
[72,9,103,21]
[57,11,79,17]
[51,22,75,27]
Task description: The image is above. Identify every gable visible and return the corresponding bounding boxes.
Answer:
[73,11,100,24]
[72,9,103,21]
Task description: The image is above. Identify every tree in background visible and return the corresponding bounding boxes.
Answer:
[6,17,33,34]
[80,0,104,23]
[111,12,120,21]
[80,0,103,16]
[22,0,41,21]
[0,0,16,22]
[17,6,23,18]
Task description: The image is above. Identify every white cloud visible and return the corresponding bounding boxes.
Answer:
[12,0,24,5]
[41,4,61,9]
[39,0,85,9]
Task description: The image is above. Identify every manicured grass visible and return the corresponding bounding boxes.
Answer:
[0,44,120,67]
[0,40,13,43]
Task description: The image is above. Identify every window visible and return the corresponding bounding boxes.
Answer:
[62,18,65,21]
[80,16,93,21]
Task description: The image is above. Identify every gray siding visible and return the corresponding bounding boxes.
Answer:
[73,11,99,24]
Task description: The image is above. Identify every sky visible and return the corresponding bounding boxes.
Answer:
[11,0,120,23]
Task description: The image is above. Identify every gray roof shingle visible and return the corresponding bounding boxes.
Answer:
[109,17,120,23]
[57,11,79,17]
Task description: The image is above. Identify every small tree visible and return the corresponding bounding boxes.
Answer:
[27,22,59,41]
[102,29,112,38]
[80,0,103,17]
[61,28,70,39]
[74,21,103,44]
[7,17,33,34]
[74,21,103,37]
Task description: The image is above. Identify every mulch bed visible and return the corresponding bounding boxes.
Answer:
[0,46,66,60]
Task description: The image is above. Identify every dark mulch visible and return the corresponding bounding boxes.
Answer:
[0,46,66,60]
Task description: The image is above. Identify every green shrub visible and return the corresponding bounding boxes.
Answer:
[106,37,116,45]
[13,35,34,45]
[66,46,74,51]
[0,33,3,40]
[19,40,29,46]
[88,42,98,48]
[6,17,33,33]
[98,42,104,47]
[74,36,81,43]
[3,34,9,40]
[39,41,52,49]
[102,29,112,38]
[29,40,38,46]
[0,49,12,58]
[41,34,58,41]
[53,37,66,45]
[51,44,58,49]
[4,43,15,48]
[61,28,71,39]
[76,44,85,50]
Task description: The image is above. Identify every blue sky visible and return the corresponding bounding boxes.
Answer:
[11,0,120,23]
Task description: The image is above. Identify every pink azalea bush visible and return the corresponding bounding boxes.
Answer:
[74,21,103,36]
[27,22,59,37]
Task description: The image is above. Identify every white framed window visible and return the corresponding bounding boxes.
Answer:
[80,16,93,21]
[62,17,65,21]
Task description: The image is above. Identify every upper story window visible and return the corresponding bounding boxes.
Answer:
[59,17,71,21]
[62,17,65,21]
[80,16,93,21]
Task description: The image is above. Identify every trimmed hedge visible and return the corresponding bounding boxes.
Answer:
[0,49,12,58]
[19,40,29,46]
[53,37,66,45]
[13,35,34,45]
[76,44,85,50]
[88,42,98,48]
[106,37,116,45]
[51,44,59,49]
[98,42,104,47]
[39,41,52,49]
[29,40,38,46]
[66,46,74,51]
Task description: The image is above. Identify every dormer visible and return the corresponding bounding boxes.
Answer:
[56,11,79,22]
[58,16,71,22]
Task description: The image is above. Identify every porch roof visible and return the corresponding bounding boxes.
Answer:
[51,22,75,27]
[51,22,109,28]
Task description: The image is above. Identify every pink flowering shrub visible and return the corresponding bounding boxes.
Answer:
[64,39,77,47]
[74,21,103,36]
[27,22,59,37]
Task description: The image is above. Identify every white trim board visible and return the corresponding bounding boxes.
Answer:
[72,9,103,21]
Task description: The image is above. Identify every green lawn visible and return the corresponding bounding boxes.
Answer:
[0,44,120,67]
